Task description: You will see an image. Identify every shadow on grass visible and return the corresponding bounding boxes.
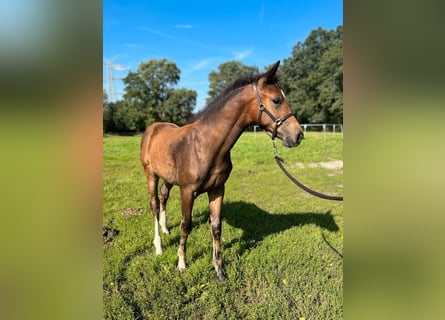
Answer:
[221,201,339,255]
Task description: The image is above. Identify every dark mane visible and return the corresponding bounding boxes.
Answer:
[188,67,280,124]
[196,74,259,123]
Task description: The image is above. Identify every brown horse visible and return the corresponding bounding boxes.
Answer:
[140,61,304,281]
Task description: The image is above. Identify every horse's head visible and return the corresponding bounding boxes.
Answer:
[251,61,304,147]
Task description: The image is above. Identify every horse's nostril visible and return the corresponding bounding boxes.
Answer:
[297,132,304,143]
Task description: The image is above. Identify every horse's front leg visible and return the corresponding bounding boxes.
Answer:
[208,186,226,281]
[177,187,194,274]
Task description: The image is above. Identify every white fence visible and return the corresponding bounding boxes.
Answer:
[253,124,343,140]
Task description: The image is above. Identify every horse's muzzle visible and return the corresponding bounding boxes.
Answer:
[296,132,304,144]
[284,132,304,147]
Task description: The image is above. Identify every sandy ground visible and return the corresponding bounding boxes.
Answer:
[291,160,343,170]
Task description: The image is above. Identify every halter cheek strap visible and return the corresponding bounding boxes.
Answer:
[252,83,294,140]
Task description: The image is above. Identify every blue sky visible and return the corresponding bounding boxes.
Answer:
[103,0,342,111]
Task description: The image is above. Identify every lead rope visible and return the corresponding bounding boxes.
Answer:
[270,138,344,201]
[252,82,343,201]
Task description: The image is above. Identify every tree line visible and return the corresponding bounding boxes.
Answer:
[103,26,342,133]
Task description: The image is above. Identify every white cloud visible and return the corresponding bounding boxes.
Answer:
[259,5,265,23]
[124,43,144,48]
[190,58,212,71]
[233,50,252,60]
[137,26,211,49]
[175,24,194,29]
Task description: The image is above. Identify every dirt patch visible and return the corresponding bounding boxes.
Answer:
[290,160,343,170]
[317,160,343,170]
[289,162,305,169]
[121,207,145,217]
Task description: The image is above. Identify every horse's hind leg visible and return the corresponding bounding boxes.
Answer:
[144,166,163,255]
[159,182,172,234]
[177,187,194,273]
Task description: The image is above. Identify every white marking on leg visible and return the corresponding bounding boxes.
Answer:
[153,218,162,255]
[159,209,169,234]
[177,247,186,272]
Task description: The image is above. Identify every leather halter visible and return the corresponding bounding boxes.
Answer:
[252,82,294,140]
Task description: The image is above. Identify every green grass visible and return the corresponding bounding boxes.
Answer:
[103,131,343,319]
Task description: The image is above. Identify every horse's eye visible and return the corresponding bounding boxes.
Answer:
[272,98,282,105]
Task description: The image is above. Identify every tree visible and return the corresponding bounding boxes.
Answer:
[280,26,343,124]
[121,59,196,131]
[207,61,259,105]
[161,88,196,125]
[103,100,141,133]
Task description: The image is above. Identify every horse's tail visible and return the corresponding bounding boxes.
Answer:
[140,125,156,167]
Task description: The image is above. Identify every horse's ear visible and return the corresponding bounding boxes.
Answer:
[262,60,280,84]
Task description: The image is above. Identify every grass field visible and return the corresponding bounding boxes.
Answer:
[103,131,343,319]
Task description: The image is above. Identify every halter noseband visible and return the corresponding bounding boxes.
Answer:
[252,82,294,140]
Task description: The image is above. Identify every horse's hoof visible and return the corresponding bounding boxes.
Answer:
[217,273,226,282]
[154,246,163,255]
